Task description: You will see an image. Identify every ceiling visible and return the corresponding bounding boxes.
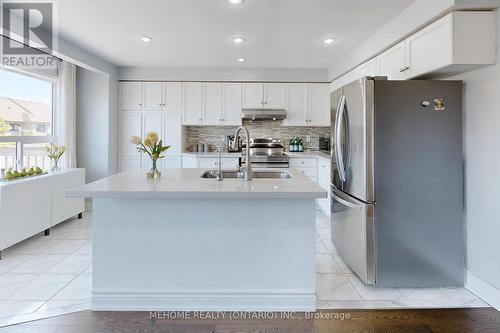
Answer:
[57,0,415,68]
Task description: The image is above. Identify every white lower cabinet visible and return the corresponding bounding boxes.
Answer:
[183,156,239,169]
[289,157,317,182]
[0,169,85,252]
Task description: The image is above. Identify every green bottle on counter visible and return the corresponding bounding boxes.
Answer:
[298,138,304,152]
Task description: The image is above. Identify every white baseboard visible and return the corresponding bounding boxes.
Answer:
[465,270,500,310]
[91,290,316,311]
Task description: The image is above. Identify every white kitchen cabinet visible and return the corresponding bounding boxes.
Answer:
[163,112,183,156]
[197,157,239,169]
[164,82,183,111]
[264,83,287,109]
[121,82,143,110]
[317,158,331,217]
[283,83,329,127]
[120,111,142,156]
[308,84,330,127]
[142,82,163,109]
[183,82,203,125]
[283,83,307,126]
[376,41,407,80]
[142,111,163,138]
[242,83,264,109]
[290,157,317,182]
[406,11,496,78]
[242,83,287,110]
[221,83,242,126]
[203,83,223,126]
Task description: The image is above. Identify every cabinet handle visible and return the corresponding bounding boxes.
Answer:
[139,103,143,106]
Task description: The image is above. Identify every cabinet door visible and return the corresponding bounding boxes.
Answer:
[406,14,453,79]
[308,84,330,127]
[163,111,182,156]
[264,83,287,109]
[121,82,143,110]
[142,111,163,138]
[142,82,163,109]
[376,41,407,80]
[355,58,377,78]
[222,83,242,126]
[283,83,307,126]
[164,82,183,111]
[183,82,203,125]
[242,83,263,109]
[203,83,223,126]
[317,159,331,217]
[120,111,142,156]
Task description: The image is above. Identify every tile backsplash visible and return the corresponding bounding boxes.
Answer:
[185,120,330,151]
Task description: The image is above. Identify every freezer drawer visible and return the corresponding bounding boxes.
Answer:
[331,186,375,284]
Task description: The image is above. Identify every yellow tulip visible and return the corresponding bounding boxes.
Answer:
[147,132,159,144]
[130,136,142,145]
[143,137,153,147]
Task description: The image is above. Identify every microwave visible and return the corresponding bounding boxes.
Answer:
[319,137,330,154]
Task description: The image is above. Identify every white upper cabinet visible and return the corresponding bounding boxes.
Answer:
[222,83,242,126]
[142,82,163,109]
[264,83,287,109]
[283,83,307,126]
[283,83,329,127]
[376,41,407,80]
[121,82,143,110]
[332,11,496,89]
[308,84,330,127]
[242,83,288,109]
[163,82,183,111]
[406,11,495,78]
[242,83,264,109]
[203,83,223,126]
[183,82,203,125]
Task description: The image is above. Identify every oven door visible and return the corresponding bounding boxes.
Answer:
[331,185,375,285]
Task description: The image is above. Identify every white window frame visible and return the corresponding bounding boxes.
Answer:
[0,67,57,169]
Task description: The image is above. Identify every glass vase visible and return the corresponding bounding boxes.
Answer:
[146,158,161,179]
[51,158,60,172]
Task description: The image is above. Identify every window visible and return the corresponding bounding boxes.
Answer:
[0,68,54,172]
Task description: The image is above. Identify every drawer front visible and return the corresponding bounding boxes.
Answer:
[290,158,317,168]
[295,167,317,178]
[198,158,238,169]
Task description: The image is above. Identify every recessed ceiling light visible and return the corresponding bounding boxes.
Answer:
[232,37,246,44]
[226,0,245,5]
[237,58,246,62]
[322,38,336,45]
[141,36,153,43]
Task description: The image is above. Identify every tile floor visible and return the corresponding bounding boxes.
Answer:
[0,210,489,327]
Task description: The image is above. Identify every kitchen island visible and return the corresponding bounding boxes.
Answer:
[68,168,326,311]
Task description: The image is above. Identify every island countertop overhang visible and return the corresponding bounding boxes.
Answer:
[67,168,328,199]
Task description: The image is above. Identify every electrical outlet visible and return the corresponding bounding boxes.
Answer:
[306,135,311,142]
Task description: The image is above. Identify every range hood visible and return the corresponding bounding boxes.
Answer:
[241,109,287,121]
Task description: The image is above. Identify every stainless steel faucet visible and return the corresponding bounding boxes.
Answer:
[215,142,225,181]
[232,126,252,181]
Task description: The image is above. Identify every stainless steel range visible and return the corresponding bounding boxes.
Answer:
[241,138,289,168]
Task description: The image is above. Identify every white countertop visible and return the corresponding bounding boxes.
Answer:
[67,168,327,199]
[0,168,84,188]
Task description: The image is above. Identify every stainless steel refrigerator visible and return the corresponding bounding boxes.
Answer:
[330,77,464,287]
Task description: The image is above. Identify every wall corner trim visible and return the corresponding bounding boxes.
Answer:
[465,269,500,310]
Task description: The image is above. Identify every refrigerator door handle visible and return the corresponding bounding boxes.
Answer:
[336,95,347,182]
[331,187,362,210]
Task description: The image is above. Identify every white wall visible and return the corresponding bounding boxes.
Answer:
[119,67,329,82]
[76,68,110,182]
[448,9,500,308]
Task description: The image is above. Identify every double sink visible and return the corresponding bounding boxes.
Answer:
[201,170,291,179]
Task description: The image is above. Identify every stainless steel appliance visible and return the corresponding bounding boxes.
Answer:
[319,137,330,154]
[331,77,464,287]
[226,135,242,153]
[241,109,287,121]
[241,138,289,168]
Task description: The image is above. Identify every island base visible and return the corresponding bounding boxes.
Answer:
[91,197,317,311]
